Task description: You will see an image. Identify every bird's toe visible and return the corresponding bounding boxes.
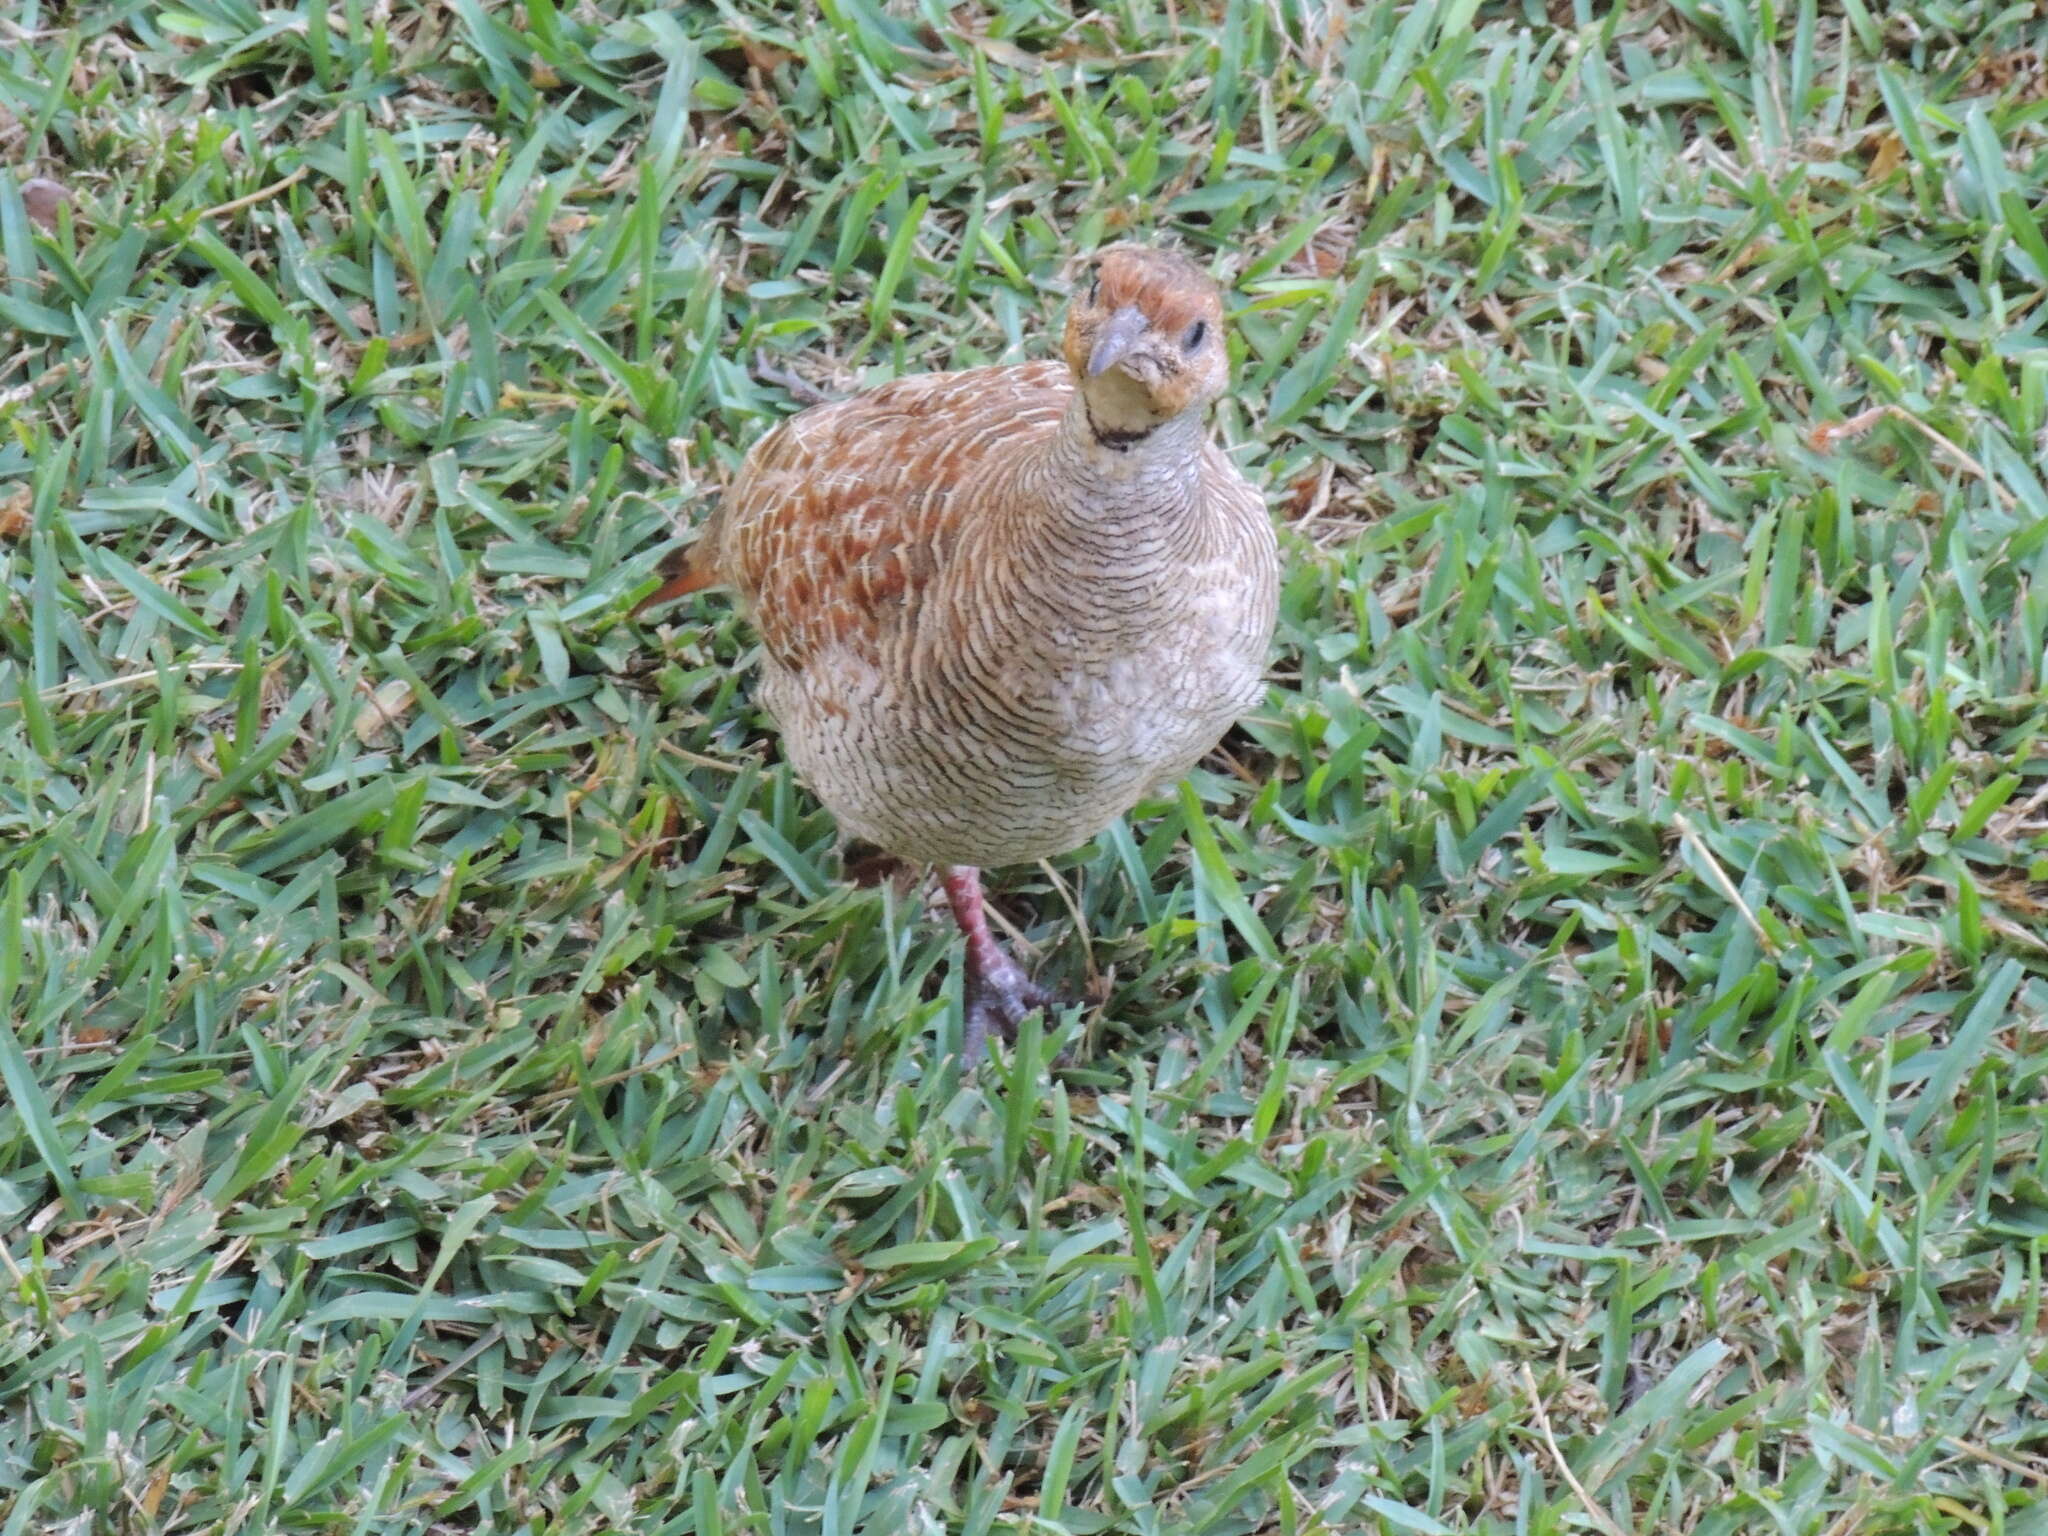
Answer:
[961,966,1065,1063]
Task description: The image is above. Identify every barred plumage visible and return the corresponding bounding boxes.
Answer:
[641,244,1280,1057]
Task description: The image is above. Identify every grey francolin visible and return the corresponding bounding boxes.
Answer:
[639,244,1279,1059]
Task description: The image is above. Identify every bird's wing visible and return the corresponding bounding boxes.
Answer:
[672,361,1070,668]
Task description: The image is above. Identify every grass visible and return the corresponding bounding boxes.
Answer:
[3,0,2048,1530]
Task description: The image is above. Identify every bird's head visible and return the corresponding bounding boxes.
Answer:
[1061,244,1228,445]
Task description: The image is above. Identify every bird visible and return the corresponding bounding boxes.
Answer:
[638,243,1280,1060]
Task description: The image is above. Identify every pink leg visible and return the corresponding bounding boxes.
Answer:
[940,866,1055,1062]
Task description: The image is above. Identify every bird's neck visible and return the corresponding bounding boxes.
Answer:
[1045,394,1206,504]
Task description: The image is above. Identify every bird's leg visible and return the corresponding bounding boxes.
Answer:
[940,865,1055,1062]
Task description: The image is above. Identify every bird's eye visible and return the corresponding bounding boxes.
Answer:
[1182,319,1207,351]
[1088,272,1101,304]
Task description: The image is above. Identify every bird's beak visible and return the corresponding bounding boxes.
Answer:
[1086,304,1150,378]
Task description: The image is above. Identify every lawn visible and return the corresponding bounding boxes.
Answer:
[4,0,2048,1531]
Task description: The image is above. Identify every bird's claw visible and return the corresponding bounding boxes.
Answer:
[961,956,1059,1065]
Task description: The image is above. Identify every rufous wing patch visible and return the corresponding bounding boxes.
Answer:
[716,362,1070,671]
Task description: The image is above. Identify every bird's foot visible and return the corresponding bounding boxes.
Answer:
[962,949,1059,1065]
[940,864,1062,1065]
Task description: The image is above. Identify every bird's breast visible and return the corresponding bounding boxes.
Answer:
[990,545,1270,770]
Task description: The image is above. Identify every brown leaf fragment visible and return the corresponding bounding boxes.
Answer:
[741,38,796,75]
[21,175,68,231]
[355,679,415,743]
[1808,405,1888,453]
[1865,132,1905,184]
[0,484,27,540]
